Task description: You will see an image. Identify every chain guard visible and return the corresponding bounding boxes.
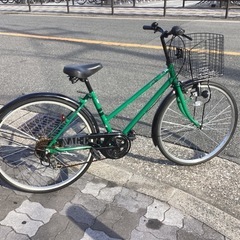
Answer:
[35,132,132,164]
[59,132,132,159]
[99,133,131,159]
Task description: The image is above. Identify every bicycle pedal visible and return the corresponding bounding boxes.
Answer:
[91,148,101,160]
[128,130,136,140]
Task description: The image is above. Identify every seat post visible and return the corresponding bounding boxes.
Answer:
[84,79,93,93]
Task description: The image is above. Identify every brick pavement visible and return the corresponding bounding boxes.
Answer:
[0,172,230,240]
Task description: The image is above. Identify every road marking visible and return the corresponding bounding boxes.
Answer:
[0,31,161,49]
[0,31,240,56]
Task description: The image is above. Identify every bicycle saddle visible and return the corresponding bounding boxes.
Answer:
[63,63,103,79]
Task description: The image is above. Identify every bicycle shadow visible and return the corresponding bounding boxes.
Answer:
[65,205,124,240]
[0,177,14,189]
[126,151,176,166]
[92,114,177,166]
[93,113,152,129]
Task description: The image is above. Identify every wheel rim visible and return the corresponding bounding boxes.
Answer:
[158,82,237,164]
[0,100,94,192]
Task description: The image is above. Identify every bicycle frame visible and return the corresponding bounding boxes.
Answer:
[47,63,200,154]
[102,64,200,134]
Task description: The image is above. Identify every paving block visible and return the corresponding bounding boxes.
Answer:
[0,211,43,237]
[163,206,185,228]
[60,202,95,226]
[97,186,122,202]
[145,199,170,221]
[130,229,159,240]
[71,191,106,217]
[29,187,76,211]
[16,200,56,223]
[114,188,152,213]
[136,216,179,240]
[182,216,204,235]
[81,181,107,197]
[202,224,225,240]
[0,225,13,239]
[81,228,121,240]
[32,213,73,240]
[4,230,31,240]
[32,214,86,240]
[0,193,27,221]
[71,173,95,191]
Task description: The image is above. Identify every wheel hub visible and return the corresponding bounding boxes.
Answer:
[35,138,51,165]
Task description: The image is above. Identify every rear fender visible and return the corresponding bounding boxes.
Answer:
[0,92,99,133]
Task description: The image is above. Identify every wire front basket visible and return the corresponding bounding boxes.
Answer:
[167,33,224,81]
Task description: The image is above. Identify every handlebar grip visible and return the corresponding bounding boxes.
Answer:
[143,25,154,30]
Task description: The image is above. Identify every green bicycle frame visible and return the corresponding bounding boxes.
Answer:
[107,64,200,134]
[47,63,200,154]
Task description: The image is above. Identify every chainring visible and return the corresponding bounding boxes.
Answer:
[100,134,131,159]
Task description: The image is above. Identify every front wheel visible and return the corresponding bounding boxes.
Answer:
[153,81,238,165]
[0,94,98,193]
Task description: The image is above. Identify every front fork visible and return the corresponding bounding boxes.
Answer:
[174,81,201,128]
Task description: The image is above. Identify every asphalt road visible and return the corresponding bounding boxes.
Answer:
[0,13,239,163]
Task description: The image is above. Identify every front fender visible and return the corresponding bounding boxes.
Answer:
[151,79,203,146]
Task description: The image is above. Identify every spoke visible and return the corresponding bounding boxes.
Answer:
[0,98,95,192]
[1,147,31,160]
[203,95,227,120]
[0,126,38,141]
[198,129,220,146]
[204,105,231,124]
[162,120,194,129]
[204,116,232,126]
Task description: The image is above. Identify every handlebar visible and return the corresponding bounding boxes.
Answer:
[143,22,192,66]
[143,22,192,41]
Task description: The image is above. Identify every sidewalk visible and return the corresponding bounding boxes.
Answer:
[0,134,239,240]
[0,0,240,18]
[0,165,236,240]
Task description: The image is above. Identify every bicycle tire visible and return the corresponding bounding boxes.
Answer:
[94,0,102,5]
[77,0,87,5]
[152,80,238,165]
[1,0,8,3]
[0,93,99,193]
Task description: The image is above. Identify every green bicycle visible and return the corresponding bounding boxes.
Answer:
[0,22,238,193]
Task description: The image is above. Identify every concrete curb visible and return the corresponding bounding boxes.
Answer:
[89,161,240,240]
[0,3,240,19]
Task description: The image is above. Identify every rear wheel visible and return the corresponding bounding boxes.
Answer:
[0,94,98,192]
[153,81,238,165]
